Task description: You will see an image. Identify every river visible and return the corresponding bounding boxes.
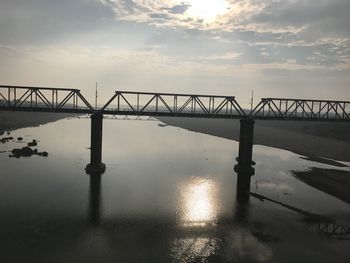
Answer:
[0,117,349,263]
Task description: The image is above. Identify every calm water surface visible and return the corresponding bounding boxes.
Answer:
[0,117,350,263]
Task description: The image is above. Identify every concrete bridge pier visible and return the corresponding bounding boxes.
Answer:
[234,118,255,203]
[85,113,106,174]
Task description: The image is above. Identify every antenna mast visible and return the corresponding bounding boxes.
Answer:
[250,90,254,111]
[95,82,98,109]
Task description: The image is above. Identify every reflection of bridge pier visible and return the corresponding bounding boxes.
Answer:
[89,172,102,225]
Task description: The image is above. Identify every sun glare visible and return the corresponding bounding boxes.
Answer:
[180,178,218,226]
[185,0,229,23]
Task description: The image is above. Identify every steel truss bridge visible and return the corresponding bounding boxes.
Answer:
[1,85,350,202]
[1,85,349,121]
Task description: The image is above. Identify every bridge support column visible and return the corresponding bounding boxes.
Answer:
[85,113,106,174]
[234,118,255,203]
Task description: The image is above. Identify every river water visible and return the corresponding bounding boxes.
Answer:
[0,117,349,263]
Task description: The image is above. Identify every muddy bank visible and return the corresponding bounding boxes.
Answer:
[293,168,350,205]
[158,117,350,162]
[0,111,77,135]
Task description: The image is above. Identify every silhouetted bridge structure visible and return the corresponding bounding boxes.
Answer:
[1,85,349,201]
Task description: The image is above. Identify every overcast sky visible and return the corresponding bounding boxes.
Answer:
[1,0,349,105]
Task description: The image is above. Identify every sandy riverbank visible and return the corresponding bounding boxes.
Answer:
[294,168,350,205]
[0,111,76,135]
[158,117,350,162]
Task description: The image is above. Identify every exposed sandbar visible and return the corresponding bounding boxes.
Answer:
[293,168,350,204]
[158,117,350,162]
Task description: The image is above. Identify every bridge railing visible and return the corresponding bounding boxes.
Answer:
[0,85,94,113]
[250,98,350,121]
[100,91,246,118]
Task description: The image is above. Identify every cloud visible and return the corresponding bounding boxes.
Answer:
[249,0,350,36]
[164,3,190,14]
[2,0,349,69]
[95,1,350,68]
[0,0,349,102]
[1,44,349,105]
[100,0,350,37]
[100,0,260,30]
[0,0,114,45]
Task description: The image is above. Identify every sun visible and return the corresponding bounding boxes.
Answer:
[185,0,229,23]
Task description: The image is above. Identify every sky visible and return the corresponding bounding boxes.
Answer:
[0,0,350,106]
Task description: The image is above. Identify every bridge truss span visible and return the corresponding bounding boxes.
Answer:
[250,98,350,121]
[0,85,94,113]
[100,91,247,118]
[1,85,350,122]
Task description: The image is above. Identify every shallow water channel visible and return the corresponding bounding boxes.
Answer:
[0,117,349,263]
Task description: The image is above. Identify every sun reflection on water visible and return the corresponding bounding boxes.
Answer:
[180,177,218,226]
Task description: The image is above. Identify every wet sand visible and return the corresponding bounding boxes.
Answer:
[294,168,350,205]
[158,117,350,162]
[0,111,76,135]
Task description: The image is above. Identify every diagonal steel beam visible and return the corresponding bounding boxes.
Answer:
[120,93,136,112]
[0,91,9,105]
[101,92,118,111]
[213,98,228,114]
[35,89,53,109]
[158,95,173,113]
[77,91,94,111]
[194,97,209,114]
[249,100,267,117]
[177,97,193,113]
[338,103,350,119]
[139,95,156,112]
[57,91,75,109]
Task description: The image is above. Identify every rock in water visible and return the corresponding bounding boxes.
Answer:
[0,137,14,143]
[11,146,34,158]
[28,139,37,146]
[9,146,48,158]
